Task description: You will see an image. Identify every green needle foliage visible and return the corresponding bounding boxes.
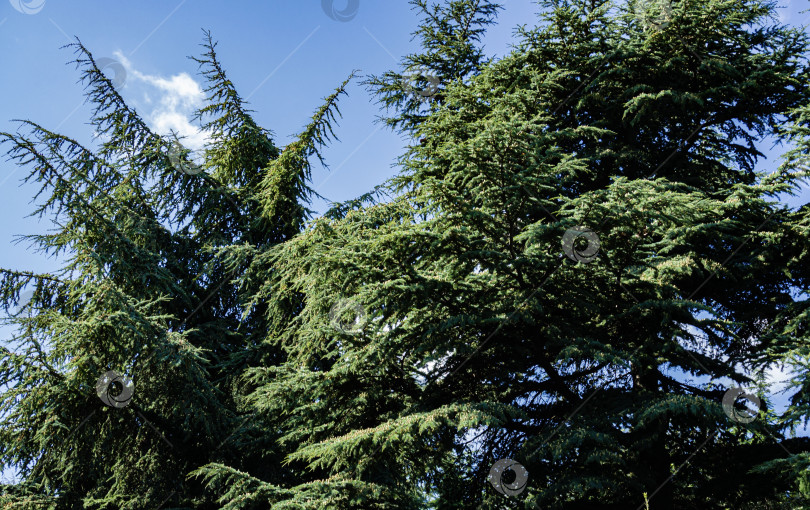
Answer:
[2,0,810,509]
[220,0,810,508]
[0,31,350,509]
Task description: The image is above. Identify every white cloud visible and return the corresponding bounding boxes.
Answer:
[113,51,210,154]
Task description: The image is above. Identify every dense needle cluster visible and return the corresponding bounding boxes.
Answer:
[1,0,810,508]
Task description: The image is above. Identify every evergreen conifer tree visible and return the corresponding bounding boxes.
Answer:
[2,1,810,509]
[0,32,350,509]
[198,0,810,508]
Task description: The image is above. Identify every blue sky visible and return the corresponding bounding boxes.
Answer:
[0,0,542,278]
[0,0,809,485]
[0,0,807,276]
